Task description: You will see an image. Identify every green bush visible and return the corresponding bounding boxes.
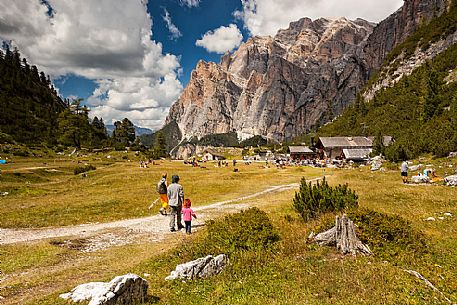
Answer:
[114,143,126,151]
[73,164,96,175]
[196,208,280,257]
[11,147,30,157]
[0,132,15,144]
[293,177,358,221]
[347,208,427,261]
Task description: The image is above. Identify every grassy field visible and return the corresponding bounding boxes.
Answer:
[0,154,321,228]
[1,154,456,304]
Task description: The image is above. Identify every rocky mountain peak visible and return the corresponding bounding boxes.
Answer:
[166,0,452,143]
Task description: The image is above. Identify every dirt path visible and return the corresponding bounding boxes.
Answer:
[0,180,317,248]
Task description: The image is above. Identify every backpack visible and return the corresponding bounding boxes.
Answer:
[157,180,167,194]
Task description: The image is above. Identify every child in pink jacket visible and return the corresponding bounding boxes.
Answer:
[181,199,197,234]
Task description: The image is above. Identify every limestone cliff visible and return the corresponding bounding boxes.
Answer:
[166,0,452,142]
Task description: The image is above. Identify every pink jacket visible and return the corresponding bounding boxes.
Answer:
[181,207,196,221]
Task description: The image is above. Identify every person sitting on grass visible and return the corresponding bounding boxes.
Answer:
[181,199,197,234]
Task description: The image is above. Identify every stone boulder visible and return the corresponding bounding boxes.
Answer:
[444,175,457,186]
[409,164,423,172]
[371,161,382,171]
[165,254,228,281]
[448,151,457,158]
[411,175,431,184]
[60,273,148,305]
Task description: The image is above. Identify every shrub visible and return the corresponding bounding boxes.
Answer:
[293,177,358,221]
[197,208,280,257]
[0,132,15,144]
[73,164,96,175]
[11,147,30,157]
[114,143,126,151]
[347,208,427,261]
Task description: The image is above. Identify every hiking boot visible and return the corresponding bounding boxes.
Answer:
[170,228,176,232]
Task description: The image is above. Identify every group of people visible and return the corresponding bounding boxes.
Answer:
[139,160,154,168]
[401,160,438,183]
[156,173,197,233]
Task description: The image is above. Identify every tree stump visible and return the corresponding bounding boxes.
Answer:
[311,214,371,256]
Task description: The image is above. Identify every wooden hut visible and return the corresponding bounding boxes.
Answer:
[288,146,315,160]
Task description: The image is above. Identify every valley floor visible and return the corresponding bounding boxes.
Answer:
[0,156,456,304]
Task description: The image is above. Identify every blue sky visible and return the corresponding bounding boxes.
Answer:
[55,0,250,100]
[149,0,249,86]
[0,0,403,130]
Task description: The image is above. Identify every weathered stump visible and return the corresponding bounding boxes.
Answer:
[311,214,371,256]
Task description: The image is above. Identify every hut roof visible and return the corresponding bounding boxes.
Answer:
[367,136,394,147]
[289,146,314,154]
[318,137,373,148]
[342,148,372,160]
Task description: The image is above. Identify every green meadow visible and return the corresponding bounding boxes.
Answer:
[0,154,456,304]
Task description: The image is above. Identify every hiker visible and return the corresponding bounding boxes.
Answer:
[401,160,408,183]
[157,173,168,215]
[167,174,184,232]
[181,198,197,234]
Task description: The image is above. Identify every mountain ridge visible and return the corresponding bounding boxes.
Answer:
[166,0,452,144]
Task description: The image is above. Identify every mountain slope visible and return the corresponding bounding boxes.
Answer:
[167,18,374,142]
[166,0,451,144]
[318,1,457,159]
[0,48,67,144]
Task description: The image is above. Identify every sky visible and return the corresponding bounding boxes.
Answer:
[0,0,403,131]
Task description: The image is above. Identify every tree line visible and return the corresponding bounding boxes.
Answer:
[0,47,167,158]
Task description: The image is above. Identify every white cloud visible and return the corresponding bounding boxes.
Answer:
[196,24,243,54]
[0,0,183,131]
[162,8,182,40]
[179,0,200,8]
[234,0,404,36]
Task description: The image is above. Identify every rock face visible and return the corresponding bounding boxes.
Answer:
[60,274,148,305]
[364,14,457,100]
[444,175,457,186]
[165,254,229,281]
[168,18,374,142]
[363,0,451,74]
[166,0,452,143]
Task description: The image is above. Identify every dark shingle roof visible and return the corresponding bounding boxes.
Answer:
[319,137,373,148]
[289,146,314,154]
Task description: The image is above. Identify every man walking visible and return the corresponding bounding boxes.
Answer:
[167,174,184,232]
[401,160,408,184]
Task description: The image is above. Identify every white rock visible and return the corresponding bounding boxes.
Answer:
[166,254,229,281]
[444,175,457,186]
[411,175,431,184]
[60,273,148,305]
[444,212,452,217]
[371,161,382,171]
[425,217,436,221]
[438,217,445,220]
[409,164,423,171]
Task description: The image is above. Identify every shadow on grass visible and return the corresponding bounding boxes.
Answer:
[146,295,160,304]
